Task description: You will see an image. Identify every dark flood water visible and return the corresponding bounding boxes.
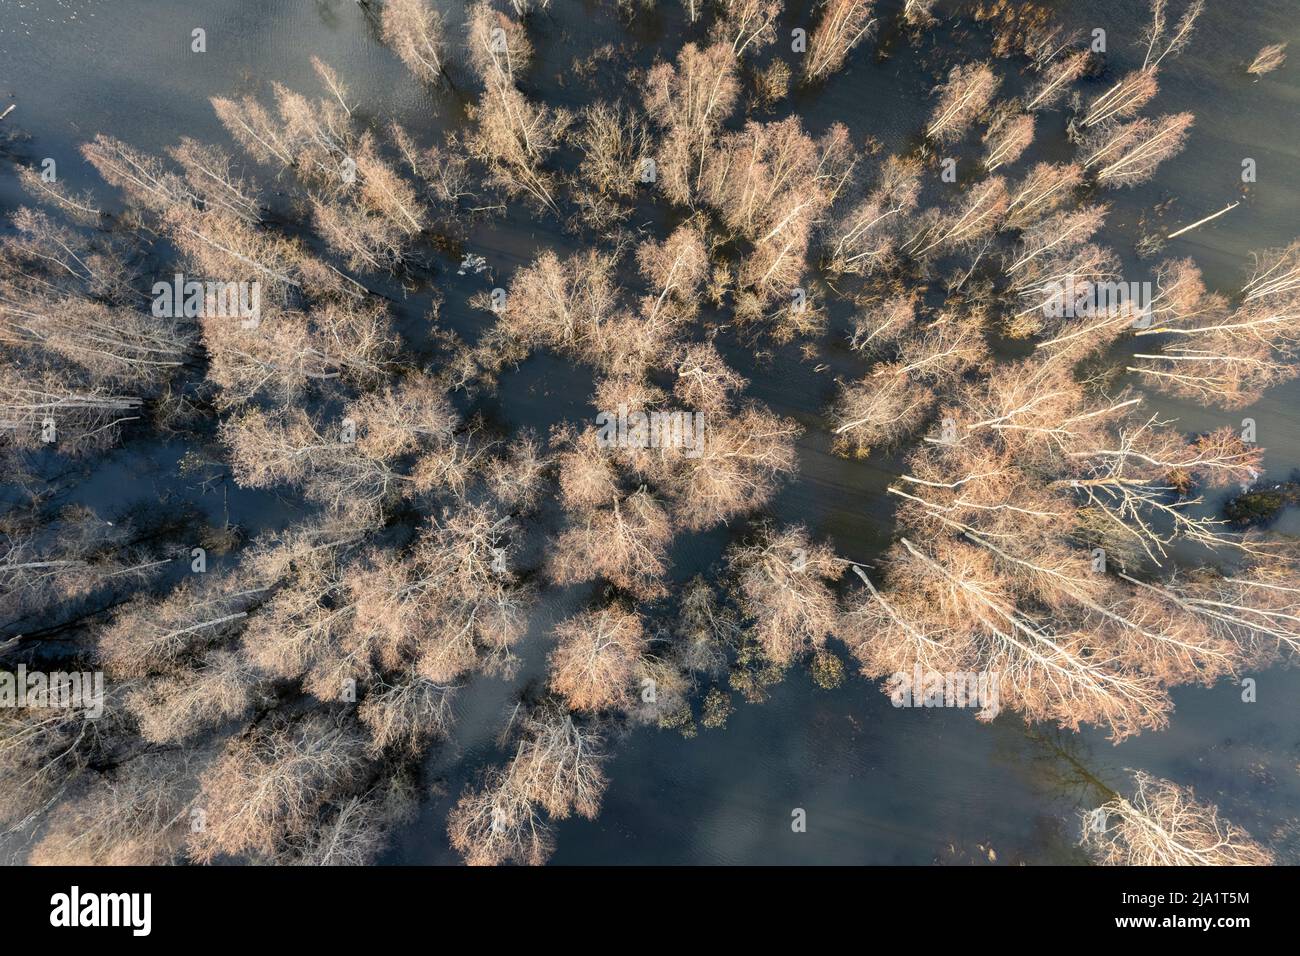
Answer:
[2,0,1299,864]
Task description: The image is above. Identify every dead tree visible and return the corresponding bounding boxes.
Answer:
[1082,770,1274,865]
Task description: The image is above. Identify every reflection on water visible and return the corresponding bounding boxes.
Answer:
[2,0,1298,864]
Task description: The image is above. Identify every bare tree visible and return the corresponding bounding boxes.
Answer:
[1129,248,1300,407]
[0,704,94,831]
[712,0,783,58]
[358,675,456,754]
[636,224,710,333]
[1082,771,1274,865]
[505,704,608,820]
[382,0,448,85]
[901,0,938,29]
[484,430,550,512]
[1078,0,1201,128]
[168,137,262,222]
[447,703,606,866]
[188,715,369,863]
[99,572,264,678]
[672,341,748,409]
[551,422,621,511]
[15,165,101,225]
[350,503,534,682]
[1080,113,1193,187]
[202,297,394,410]
[0,269,190,389]
[125,650,255,743]
[0,366,142,455]
[1024,50,1089,112]
[905,177,1009,259]
[644,43,741,206]
[0,506,164,628]
[1248,42,1287,76]
[29,752,192,865]
[803,0,877,84]
[666,402,802,531]
[494,247,624,367]
[726,525,841,665]
[925,63,999,144]
[849,294,919,354]
[569,101,650,229]
[1079,70,1160,129]
[1003,161,1083,231]
[284,775,417,865]
[832,310,986,456]
[550,487,673,599]
[239,522,367,693]
[222,407,402,522]
[447,766,553,865]
[549,604,648,712]
[464,3,568,212]
[982,107,1034,172]
[388,123,474,210]
[825,155,922,275]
